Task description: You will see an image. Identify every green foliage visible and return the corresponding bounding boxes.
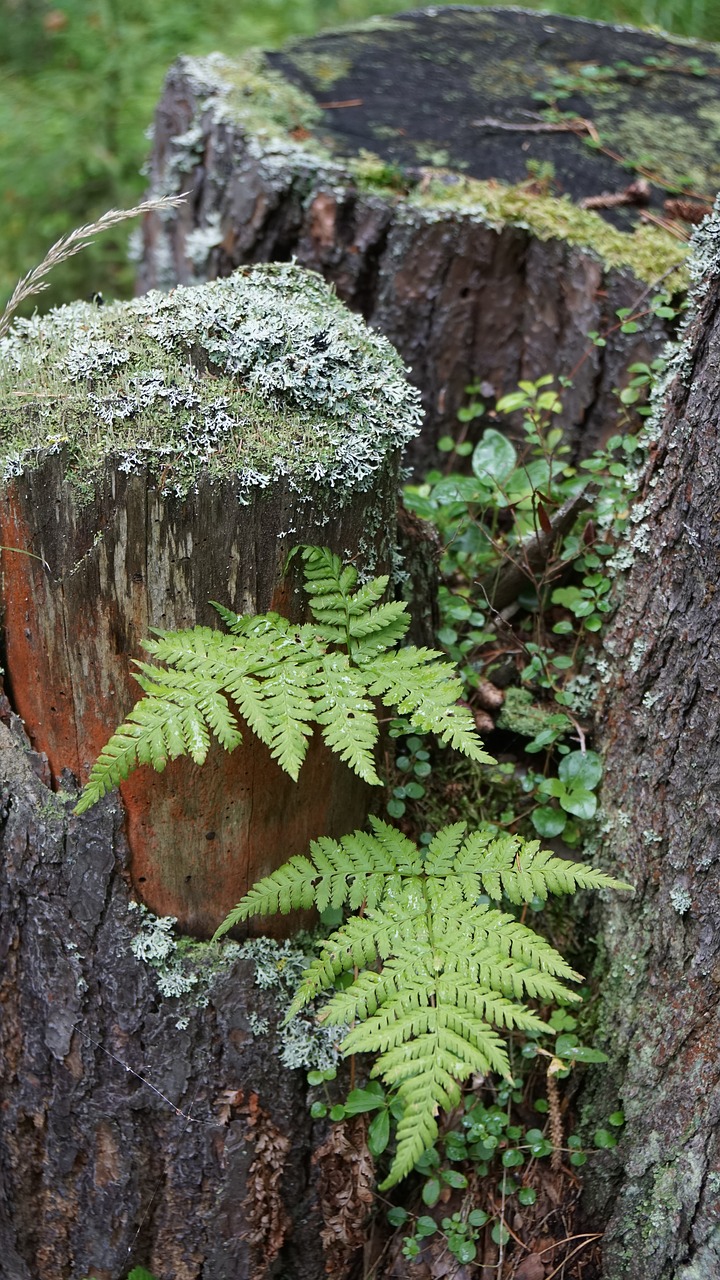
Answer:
[216,815,628,1188]
[76,546,489,812]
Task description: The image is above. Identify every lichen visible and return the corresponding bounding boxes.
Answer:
[128,903,204,1003]
[0,262,422,499]
[236,936,343,1072]
[669,885,692,914]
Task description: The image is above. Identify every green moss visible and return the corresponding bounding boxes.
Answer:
[178,49,325,146]
[281,49,352,90]
[410,173,689,288]
[496,687,559,737]
[0,262,421,498]
[596,104,720,194]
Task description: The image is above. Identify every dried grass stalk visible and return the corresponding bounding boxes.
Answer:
[0,193,187,341]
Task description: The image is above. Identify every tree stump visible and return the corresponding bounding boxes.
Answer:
[136,7,720,469]
[579,211,720,1277]
[0,262,421,936]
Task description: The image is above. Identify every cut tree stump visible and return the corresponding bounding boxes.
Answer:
[0,262,421,937]
[137,6,720,469]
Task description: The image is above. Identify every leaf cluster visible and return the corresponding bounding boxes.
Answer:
[215,816,629,1188]
[76,547,491,812]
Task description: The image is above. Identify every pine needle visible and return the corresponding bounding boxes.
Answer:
[0,193,187,341]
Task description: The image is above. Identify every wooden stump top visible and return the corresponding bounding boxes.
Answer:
[139,10,712,468]
[270,6,720,231]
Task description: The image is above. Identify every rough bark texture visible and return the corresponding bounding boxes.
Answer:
[135,7,717,469]
[580,222,720,1277]
[0,718,330,1280]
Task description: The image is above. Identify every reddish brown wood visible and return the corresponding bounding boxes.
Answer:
[0,456,396,936]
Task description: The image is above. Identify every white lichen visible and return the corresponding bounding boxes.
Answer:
[0,263,422,501]
[237,935,343,1073]
[669,885,692,915]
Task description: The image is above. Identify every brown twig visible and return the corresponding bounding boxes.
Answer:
[639,209,691,241]
[471,115,599,142]
[544,1233,604,1278]
[320,98,363,109]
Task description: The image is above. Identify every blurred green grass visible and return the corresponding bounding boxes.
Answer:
[2,0,719,311]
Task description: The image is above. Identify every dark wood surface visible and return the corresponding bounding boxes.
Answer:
[137,6,719,468]
[0,720,329,1280]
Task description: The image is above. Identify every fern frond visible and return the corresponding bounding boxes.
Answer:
[287,904,416,1016]
[347,576,389,613]
[348,600,410,644]
[366,816,423,875]
[474,950,581,1005]
[375,1014,510,1189]
[301,546,357,625]
[423,822,471,876]
[212,855,319,937]
[364,648,494,762]
[260,662,317,780]
[476,908,581,981]
[220,822,417,954]
[312,654,380,783]
[76,666,244,812]
[455,831,631,901]
[210,817,627,1186]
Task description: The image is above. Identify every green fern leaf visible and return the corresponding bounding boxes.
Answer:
[347,576,389,613]
[76,665,244,812]
[423,822,471,876]
[454,831,631,901]
[212,817,629,1185]
[363,648,494,762]
[260,662,317,780]
[312,653,380,783]
[348,600,409,641]
[363,816,422,877]
[212,855,319,938]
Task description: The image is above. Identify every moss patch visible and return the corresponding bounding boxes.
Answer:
[411,173,689,288]
[0,263,421,497]
[178,49,325,146]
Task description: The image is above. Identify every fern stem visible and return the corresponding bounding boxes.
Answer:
[547,1067,564,1173]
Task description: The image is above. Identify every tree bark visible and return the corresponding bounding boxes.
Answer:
[580,213,720,1278]
[135,7,715,469]
[0,716,333,1280]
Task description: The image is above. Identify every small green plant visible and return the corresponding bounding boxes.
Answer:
[77,544,628,1195]
[215,817,628,1187]
[386,722,434,821]
[75,545,490,811]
